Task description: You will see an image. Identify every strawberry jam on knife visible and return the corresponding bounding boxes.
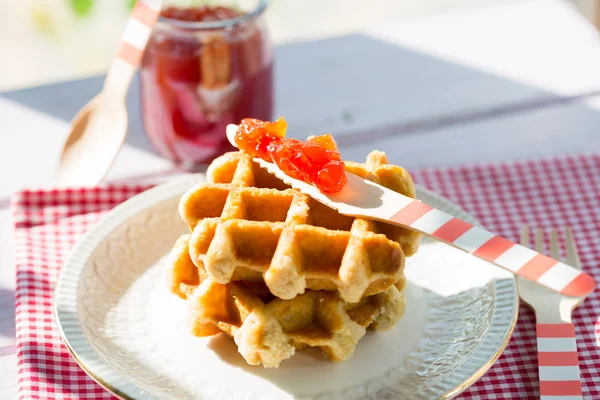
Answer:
[234,117,287,160]
[234,118,348,193]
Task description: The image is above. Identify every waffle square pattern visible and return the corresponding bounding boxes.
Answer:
[168,150,421,367]
[167,234,407,368]
[179,151,421,302]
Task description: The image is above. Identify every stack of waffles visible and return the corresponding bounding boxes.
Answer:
[166,150,421,367]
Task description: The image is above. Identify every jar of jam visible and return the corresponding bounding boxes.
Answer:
[140,0,273,164]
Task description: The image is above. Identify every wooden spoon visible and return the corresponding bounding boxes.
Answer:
[56,0,162,187]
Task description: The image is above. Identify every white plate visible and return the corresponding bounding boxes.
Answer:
[55,174,518,400]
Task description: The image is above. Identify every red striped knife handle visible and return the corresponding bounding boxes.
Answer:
[236,135,596,298]
[386,199,595,297]
[536,323,583,399]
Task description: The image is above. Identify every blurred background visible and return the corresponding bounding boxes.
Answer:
[1,0,599,92]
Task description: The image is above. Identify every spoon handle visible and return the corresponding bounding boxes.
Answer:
[103,0,162,99]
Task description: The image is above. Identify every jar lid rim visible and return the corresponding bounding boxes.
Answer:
[158,0,268,30]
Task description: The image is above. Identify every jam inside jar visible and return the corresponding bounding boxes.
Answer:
[140,0,273,164]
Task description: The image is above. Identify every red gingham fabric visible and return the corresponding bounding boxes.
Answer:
[11,155,600,399]
[12,186,153,400]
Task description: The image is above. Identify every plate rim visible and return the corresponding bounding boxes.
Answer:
[54,175,518,400]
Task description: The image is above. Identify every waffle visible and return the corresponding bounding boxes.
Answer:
[179,150,420,302]
[167,234,406,368]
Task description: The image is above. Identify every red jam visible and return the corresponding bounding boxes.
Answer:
[160,6,241,22]
[234,117,287,160]
[235,119,348,193]
[140,6,273,164]
[270,135,348,193]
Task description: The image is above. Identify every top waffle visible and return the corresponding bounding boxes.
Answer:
[179,150,421,302]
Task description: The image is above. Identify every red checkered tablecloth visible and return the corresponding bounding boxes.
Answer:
[11,154,600,399]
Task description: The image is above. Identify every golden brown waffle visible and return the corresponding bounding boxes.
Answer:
[179,150,420,303]
[167,234,406,368]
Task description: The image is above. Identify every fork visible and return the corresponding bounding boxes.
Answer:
[518,226,585,399]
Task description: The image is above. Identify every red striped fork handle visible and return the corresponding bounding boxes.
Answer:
[104,0,162,99]
[537,323,583,399]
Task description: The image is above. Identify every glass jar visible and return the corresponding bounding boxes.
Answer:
[140,0,273,165]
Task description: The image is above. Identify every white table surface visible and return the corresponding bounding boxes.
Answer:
[2,0,600,398]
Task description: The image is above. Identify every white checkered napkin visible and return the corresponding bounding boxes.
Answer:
[10,154,600,399]
[411,154,600,399]
[12,185,152,400]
